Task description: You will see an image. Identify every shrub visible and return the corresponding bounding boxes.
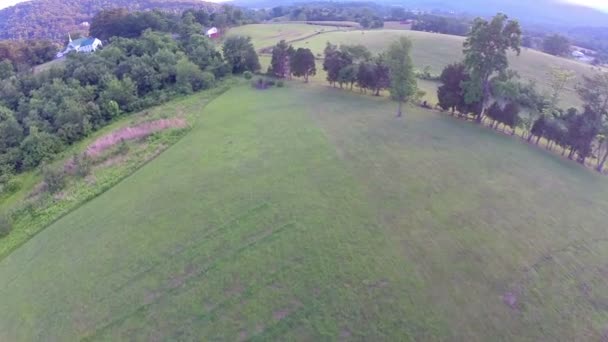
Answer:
[42,164,66,194]
[0,214,12,238]
[277,80,285,88]
[266,79,276,87]
[73,153,92,178]
[243,71,253,80]
[4,178,21,194]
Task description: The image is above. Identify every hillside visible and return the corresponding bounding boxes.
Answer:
[1,83,608,340]
[0,0,219,40]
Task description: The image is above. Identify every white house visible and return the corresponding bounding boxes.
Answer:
[56,35,103,58]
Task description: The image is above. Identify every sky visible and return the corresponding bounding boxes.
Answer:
[1,0,608,11]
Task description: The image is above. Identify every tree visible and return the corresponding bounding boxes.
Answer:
[463,13,522,122]
[270,40,294,79]
[577,72,608,171]
[437,63,469,114]
[542,34,570,56]
[386,37,417,118]
[222,36,260,74]
[290,48,316,83]
[546,67,575,115]
[323,43,352,87]
[176,58,205,94]
[372,54,390,96]
[0,60,14,80]
[338,65,357,90]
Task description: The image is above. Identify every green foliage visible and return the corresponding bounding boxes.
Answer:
[276,80,285,88]
[243,71,253,80]
[42,164,66,194]
[437,63,469,113]
[222,36,261,74]
[270,40,294,79]
[386,37,417,117]
[290,48,316,83]
[0,214,11,238]
[176,58,204,94]
[72,153,92,178]
[463,13,522,121]
[542,34,570,57]
[19,130,63,170]
[0,60,14,79]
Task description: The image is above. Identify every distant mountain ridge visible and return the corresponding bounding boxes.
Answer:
[0,0,220,40]
[235,0,608,28]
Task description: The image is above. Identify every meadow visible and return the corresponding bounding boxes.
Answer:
[1,83,608,340]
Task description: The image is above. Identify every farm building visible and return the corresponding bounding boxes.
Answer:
[206,27,219,39]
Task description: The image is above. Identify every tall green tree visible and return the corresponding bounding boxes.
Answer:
[463,13,522,122]
[577,72,608,171]
[386,37,417,118]
[437,63,469,114]
[290,48,316,83]
[222,36,260,74]
[542,34,570,56]
[270,40,294,79]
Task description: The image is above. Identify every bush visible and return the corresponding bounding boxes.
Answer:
[42,164,66,194]
[0,214,12,238]
[73,153,92,178]
[4,178,21,194]
[266,79,276,87]
[243,71,253,80]
[277,80,285,88]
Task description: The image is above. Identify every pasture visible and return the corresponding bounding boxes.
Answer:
[1,83,608,340]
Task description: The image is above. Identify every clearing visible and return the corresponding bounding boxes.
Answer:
[1,83,608,340]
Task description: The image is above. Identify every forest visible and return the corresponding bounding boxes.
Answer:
[0,9,261,193]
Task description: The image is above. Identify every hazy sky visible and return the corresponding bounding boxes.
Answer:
[1,0,608,11]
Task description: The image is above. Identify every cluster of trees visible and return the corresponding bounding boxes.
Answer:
[267,3,384,29]
[411,14,470,36]
[90,6,254,42]
[319,38,416,117]
[321,43,390,96]
[0,40,60,71]
[542,34,571,57]
[436,13,608,172]
[269,41,317,82]
[0,12,262,191]
[0,0,222,40]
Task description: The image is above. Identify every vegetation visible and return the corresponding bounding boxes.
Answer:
[0,10,260,198]
[462,14,522,122]
[0,0,221,40]
[290,48,316,83]
[411,14,470,36]
[386,37,417,117]
[542,34,571,57]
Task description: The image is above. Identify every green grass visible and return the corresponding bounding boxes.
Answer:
[2,82,608,340]
[226,23,346,51]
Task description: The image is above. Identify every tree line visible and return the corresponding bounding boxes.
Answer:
[434,14,608,173]
[0,10,261,194]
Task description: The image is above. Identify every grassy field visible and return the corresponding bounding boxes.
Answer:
[1,82,608,340]
[226,23,349,51]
